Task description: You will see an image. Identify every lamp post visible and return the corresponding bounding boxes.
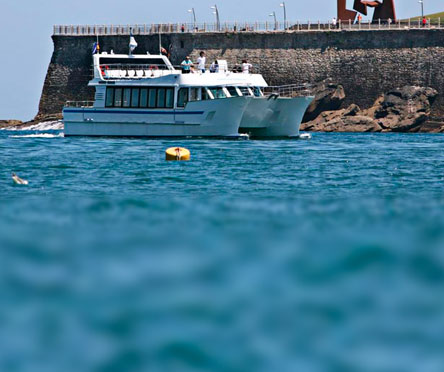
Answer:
[210,5,220,31]
[188,8,196,30]
[269,12,278,30]
[419,0,424,19]
[280,2,287,30]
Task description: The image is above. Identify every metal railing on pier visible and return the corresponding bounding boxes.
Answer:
[53,18,443,35]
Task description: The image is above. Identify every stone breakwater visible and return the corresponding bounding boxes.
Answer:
[37,30,444,125]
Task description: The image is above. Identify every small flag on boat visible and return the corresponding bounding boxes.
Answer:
[129,29,138,54]
[92,42,100,55]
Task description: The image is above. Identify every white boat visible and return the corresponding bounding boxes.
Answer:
[63,46,313,138]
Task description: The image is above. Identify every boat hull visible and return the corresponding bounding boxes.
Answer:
[63,97,248,137]
[239,96,314,137]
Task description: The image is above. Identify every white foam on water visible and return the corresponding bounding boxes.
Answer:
[3,120,64,131]
[10,133,64,139]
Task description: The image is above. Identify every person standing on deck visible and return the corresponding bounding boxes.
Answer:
[197,51,206,73]
[181,56,193,74]
[242,59,253,74]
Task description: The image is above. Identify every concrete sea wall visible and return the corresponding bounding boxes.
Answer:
[37,29,444,120]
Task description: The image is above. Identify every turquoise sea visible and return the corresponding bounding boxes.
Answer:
[1,126,444,372]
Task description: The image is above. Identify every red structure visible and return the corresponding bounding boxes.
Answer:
[338,0,396,22]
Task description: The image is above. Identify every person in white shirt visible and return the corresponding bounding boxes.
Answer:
[242,59,253,74]
[196,51,206,73]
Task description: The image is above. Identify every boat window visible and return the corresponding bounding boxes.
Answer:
[148,88,157,108]
[123,88,131,107]
[140,88,148,108]
[227,86,240,97]
[105,87,114,107]
[165,88,174,108]
[190,88,199,101]
[114,88,122,107]
[177,88,189,108]
[201,88,211,100]
[209,87,226,99]
[131,88,139,107]
[157,88,166,108]
[238,87,252,96]
[253,87,263,97]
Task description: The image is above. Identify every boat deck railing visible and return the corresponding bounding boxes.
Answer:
[54,18,443,35]
[97,63,261,80]
[65,101,94,108]
[264,84,312,98]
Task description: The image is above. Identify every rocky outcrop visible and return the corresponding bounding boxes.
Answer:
[301,86,440,133]
[370,86,438,132]
[301,104,382,132]
[302,80,346,122]
[0,120,23,129]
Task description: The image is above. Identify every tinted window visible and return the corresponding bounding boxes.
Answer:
[140,89,148,108]
[253,87,262,97]
[190,88,199,101]
[238,87,252,96]
[105,88,114,107]
[157,88,166,108]
[227,87,239,97]
[165,88,174,108]
[177,88,189,107]
[148,88,157,108]
[201,88,211,100]
[209,87,226,99]
[131,89,139,107]
[123,88,131,107]
[114,88,122,107]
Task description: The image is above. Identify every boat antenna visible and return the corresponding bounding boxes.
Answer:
[159,28,162,55]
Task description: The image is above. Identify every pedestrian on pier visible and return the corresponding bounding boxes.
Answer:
[422,17,427,27]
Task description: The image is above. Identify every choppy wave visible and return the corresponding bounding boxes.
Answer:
[4,120,63,131]
[10,133,64,139]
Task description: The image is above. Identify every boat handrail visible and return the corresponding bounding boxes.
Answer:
[96,62,262,79]
[263,84,312,97]
[65,101,95,108]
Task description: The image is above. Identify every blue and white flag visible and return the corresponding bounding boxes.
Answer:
[92,42,100,55]
[129,30,138,53]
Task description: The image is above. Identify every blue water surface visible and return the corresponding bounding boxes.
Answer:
[1,129,444,372]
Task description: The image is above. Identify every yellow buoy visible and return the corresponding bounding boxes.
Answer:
[165,147,190,161]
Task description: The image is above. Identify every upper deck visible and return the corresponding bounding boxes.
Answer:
[91,53,268,88]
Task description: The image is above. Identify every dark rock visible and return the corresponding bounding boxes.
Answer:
[301,86,439,133]
[372,86,438,132]
[301,105,381,132]
[302,80,346,122]
[0,120,23,129]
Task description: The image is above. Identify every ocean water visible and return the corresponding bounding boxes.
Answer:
[1,125,444,372]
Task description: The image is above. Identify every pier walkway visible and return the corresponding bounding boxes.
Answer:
[53,19,443,36]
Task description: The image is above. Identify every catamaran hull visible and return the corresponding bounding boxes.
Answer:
[63,98,248,137]
[239,96,314,137]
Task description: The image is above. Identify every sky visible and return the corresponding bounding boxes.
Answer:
[0,0,442,121]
